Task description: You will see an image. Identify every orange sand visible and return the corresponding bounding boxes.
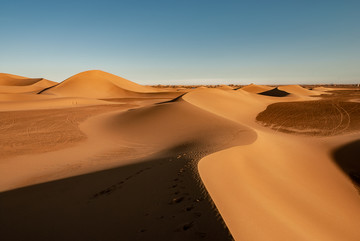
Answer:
[0,71,359,241]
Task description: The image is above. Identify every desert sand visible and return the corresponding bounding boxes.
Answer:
[239,83,273,93]
[0,71,359,240]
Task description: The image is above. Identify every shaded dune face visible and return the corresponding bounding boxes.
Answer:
[256,100,360,135]
[258,87,290,97]
[333,139,360,187]
[0,145,236,241]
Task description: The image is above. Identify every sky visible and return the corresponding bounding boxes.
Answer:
[1,0,359,85]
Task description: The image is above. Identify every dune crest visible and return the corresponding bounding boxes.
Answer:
[199,131,360,241]
[182,88,272,126]
[278,84,319,96]
[240,84,273,93]
[216,85,234,91]
[0,73,57,94]
[105,95,257,151]
[0,73,42,86]
[40,70,158,98]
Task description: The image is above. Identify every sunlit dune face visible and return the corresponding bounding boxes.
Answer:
[256,100,360,136]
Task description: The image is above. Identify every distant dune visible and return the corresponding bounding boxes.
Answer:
[0,73,43,86]
[240,84,273,93]
[107,92,256,150]
[216,85,234,91]
[40,70,158,98]
[0,73,57,94]
[313,86,334,91]
[278,84,317,96]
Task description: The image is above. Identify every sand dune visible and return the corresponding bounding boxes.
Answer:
[105,95,256,150]
[0,92,256,191]
[179,88,360,241]
[240,83,273,93]
[0,88,258,240]
[180,87,360,240]
[216,85,234,91]
[40,70,161,98]
[0,73,57,93]
[183,88,272,126]
[199,131,360,241]
[0,73,43,86]
[313,86,335,92]
[278,84,319,96]
[0,73,359,241]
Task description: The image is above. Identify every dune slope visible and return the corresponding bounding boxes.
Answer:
[105,97,257,149]
[0,73,42,86]
[278,85,318,96]
[175,88,360,241]
[0,92,259,241]
[40,70,158,98]
[0,73,57,93]
[240,84,273,93]
[199,131,360,241]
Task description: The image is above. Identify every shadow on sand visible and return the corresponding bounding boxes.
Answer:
[0,143,234,241]
[333,139,360,187]
[258,87,290,97]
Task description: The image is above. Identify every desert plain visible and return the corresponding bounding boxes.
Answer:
[0,70,359,241]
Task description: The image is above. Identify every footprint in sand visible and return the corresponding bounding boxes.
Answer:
[169,196,184,204]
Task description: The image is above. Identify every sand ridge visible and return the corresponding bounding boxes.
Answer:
[0,73,44,86]
[0,73,57,94]
[40,70,161,98]
[199,130,360,241]
[278,84,321,96]
[240,83,273,93]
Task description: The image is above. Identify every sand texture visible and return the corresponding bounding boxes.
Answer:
[0,71,359,240]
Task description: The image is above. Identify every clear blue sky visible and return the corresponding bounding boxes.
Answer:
[1,0,359,85]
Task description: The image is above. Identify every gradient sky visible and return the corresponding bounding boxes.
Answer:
[1,0,359,85]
